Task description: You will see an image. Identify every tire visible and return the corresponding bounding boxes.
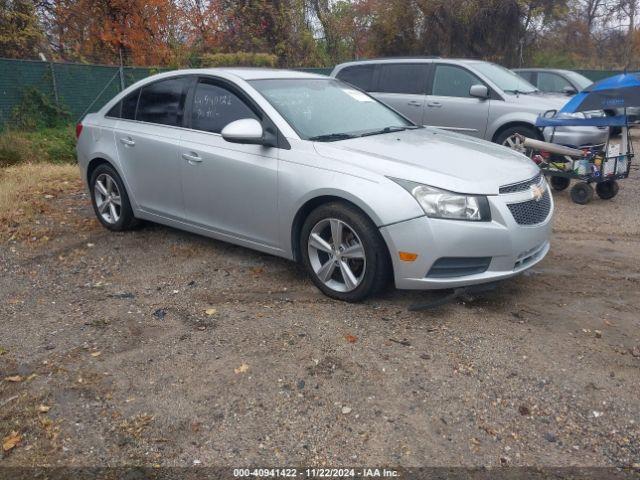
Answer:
[300,202,391,302]
[494,125,540,153]
[570,182,594,205]
[89,163,139,231]
[595,180,619,200]
[550,176,570,191]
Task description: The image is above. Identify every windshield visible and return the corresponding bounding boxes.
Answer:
[472,62,538,94]
[249,78,414,141]
[564,71,593,90]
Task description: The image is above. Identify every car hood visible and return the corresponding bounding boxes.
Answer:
[313,127,540,195]
[504,92,568,111]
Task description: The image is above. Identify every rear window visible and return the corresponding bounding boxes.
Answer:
[376,64,428,95]
[335,64,375,91]
[136,77,188,126]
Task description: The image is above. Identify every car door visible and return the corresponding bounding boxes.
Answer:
[369,63,429,124]
[179,77,280,247]
[424,64,490,138]
[113,76,190,220]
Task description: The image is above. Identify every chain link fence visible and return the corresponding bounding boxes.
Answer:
[0,57,621,129]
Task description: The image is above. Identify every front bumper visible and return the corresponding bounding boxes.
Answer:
[380,189,553,290]
[542,125,608,147]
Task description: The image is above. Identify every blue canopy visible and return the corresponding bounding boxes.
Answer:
[560,72,640,113]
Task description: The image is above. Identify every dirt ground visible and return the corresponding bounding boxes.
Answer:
[1,137,639,470]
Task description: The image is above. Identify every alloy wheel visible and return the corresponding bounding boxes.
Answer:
[307,218,366,293]
[94,173,121,224]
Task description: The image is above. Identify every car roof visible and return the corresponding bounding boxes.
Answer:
[162,67,327,81]
[513,68,570,74]
[333,58,489,71]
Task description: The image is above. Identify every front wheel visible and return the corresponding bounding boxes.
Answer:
[550,176,570,191]
[495,125,540,154]
[300,203,391,302]
[570,182,594,205]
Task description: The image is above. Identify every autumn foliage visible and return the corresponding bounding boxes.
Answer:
[2,0,639,69]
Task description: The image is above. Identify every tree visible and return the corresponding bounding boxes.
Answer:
[0,0,43,59]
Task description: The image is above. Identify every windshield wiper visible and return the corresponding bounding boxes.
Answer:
[359,125,418,137]
[504,89,536,95]
[308,132,358,142]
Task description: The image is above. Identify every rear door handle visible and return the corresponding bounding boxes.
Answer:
[408,100,422,107]
[427,102,442,108]
[120,137,135,146]
[182,152,202,164]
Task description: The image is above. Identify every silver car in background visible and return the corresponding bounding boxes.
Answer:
[332,58,608,149]
[76,69,552,301]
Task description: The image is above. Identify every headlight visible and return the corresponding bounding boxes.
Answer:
[390,178,491,221]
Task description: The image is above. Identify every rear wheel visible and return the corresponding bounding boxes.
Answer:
[570,182,594,205]
[89,164,139,231]
[300,202,391,302]
[550,176,570,191]
[595,180,619,200]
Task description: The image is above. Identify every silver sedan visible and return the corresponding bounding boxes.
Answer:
[76,69,553,301]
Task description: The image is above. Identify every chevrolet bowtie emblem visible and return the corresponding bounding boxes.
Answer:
[530,184,544,202]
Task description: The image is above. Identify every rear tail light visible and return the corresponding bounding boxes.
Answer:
[75,122,83,140]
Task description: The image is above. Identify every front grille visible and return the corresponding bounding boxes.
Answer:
[499,173,542,194]
[426,257,492,278]
[507,189,551,225]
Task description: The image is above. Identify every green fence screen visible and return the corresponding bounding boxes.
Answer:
[0,57,624,128]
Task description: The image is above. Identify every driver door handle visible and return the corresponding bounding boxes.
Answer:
[120,137,135,146]
[408,100,422,107]
[427,102,442,108]
[182,152,202,164]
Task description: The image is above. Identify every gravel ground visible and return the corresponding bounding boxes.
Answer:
[1,138,639,469]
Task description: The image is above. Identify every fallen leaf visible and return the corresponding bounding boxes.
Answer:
[91,351,102,357]
[38,405,50,413]
[0,347,6,355]
[205,308,217,316]
[344,334,358,344]
[5,375,22,382]
[2,431,21,451]
[234,363,249,374]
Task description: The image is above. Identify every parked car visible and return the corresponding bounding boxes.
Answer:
[77,69,553,301]
[513,68,637,134]
[331,59,608,149]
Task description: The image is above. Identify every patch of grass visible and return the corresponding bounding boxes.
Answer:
[0,163,81,241]
[0,126,76,167]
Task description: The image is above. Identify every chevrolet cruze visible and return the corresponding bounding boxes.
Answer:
[76,69,553,301]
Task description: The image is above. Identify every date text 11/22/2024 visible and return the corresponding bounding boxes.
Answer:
[233,468,400,478]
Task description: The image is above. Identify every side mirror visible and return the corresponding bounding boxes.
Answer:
[469,84,489,99]
[221,118,265,145]
[562,86,577,96]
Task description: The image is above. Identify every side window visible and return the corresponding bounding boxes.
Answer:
[191,81,259,134]
[136,77,188,126]
[106,101,121,118]
[336,65,375,91]
[121,90,139,120]
[516,71,533,84]
[432,65,483,98]
[376,64,428,95]
[537,72,572,93]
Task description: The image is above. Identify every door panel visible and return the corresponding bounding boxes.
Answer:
[373,93,425,124]
[424,64,490,138]
[179,131,279,246]
[114,121,184,219]
[180,78,279,247]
